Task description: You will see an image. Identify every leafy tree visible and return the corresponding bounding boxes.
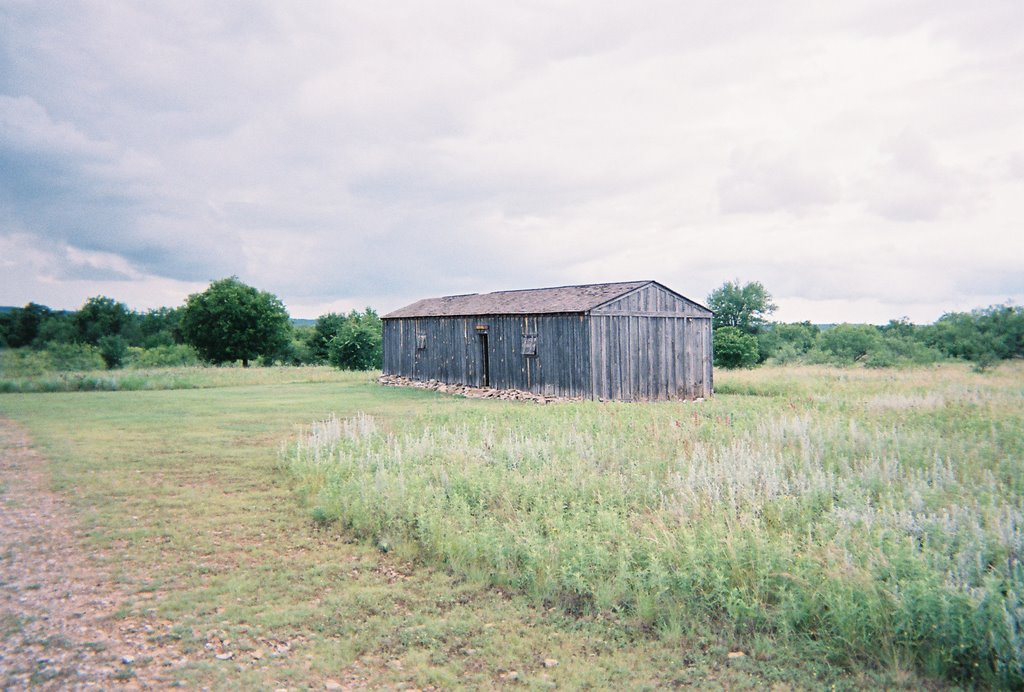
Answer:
[776,321,821,352]
[713,326,759,368]
[917,305,1024,369]
[994,305,1024,358]
[138,307,184,348]
[1,303,52,348]
[880,317,917,339]
[180,277,292,367]
[33,312,77,347]
[327,309,382,370]
[259,329,306,366]
[924,312,985,363]
[757,321,820,363]
[75,296,137,346]
[288,325,317,365]
[815,324,883,364]
[98,334,129,369]
[876,323,943,367]
[307,312,347,364]
[707,280,777,334]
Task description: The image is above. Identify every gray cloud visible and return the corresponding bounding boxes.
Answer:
[861,131,972,222]
[0,93,238,281]
[1,95,139,248]
[1,2,1023,323]
[717,145,841,214]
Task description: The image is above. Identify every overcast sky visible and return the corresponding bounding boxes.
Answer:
[2,1,1022,323]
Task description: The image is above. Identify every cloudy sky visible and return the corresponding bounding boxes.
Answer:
[2,1,1022,323]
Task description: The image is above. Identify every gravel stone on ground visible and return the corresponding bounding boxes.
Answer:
[0,418,190,689]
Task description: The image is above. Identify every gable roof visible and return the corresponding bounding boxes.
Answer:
[385,281,679,318]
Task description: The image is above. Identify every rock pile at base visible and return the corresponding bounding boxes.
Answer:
[377,374,579,404]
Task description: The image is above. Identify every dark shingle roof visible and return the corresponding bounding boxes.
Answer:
[384,281,656,318]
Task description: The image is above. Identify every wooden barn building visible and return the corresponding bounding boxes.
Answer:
[382,281,713,401]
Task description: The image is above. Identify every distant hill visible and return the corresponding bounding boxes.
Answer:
[291,318,316,327]
[0,306,15,314]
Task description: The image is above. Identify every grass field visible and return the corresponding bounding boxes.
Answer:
[1,363,1021,688]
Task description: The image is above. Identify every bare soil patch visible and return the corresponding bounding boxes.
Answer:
[0,418,190,689]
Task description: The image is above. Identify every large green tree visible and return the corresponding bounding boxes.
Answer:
[73,296,139,367]
[74,296,136,345]
[180,277,291,367]
[707,280,777,334]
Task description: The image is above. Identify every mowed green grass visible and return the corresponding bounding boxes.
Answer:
[2,364,1020,688]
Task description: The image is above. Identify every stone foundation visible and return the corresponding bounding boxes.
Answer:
[377,374,580,404]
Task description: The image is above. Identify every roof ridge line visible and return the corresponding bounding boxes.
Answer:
[383,281,711,319]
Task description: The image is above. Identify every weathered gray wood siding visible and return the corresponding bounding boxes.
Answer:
[589,282,711,317]
[383,317,477,384]
[383,314,591,398]
[383,282,713,401]
[588,284,713,400]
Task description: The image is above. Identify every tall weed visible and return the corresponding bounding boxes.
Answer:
[285,364,1024,686]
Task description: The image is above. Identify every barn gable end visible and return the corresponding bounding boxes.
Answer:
[590,281,712,318]
[382,281,713,401]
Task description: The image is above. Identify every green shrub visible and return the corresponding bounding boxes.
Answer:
[862,346,898,368]
[0,348,50,377]
[126,344,201,368]
[764,341,805,365]
[713,326,759,368]
[815,324,882,364]
[758,322,820,363]
[879,333,943,366]
[98,334,129,369]
[923,305,1024,367]
[44,343,106,372]
[327,309,382,371]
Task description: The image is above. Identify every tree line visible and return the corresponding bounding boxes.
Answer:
[708,280,1024,370]
[3,276,1021,372]
[0,277,382,371]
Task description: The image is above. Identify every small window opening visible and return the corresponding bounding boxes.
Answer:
[416,333,427,350]
[521,334,537,356]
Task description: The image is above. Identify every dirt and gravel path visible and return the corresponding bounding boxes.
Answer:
[0,418,191,689]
